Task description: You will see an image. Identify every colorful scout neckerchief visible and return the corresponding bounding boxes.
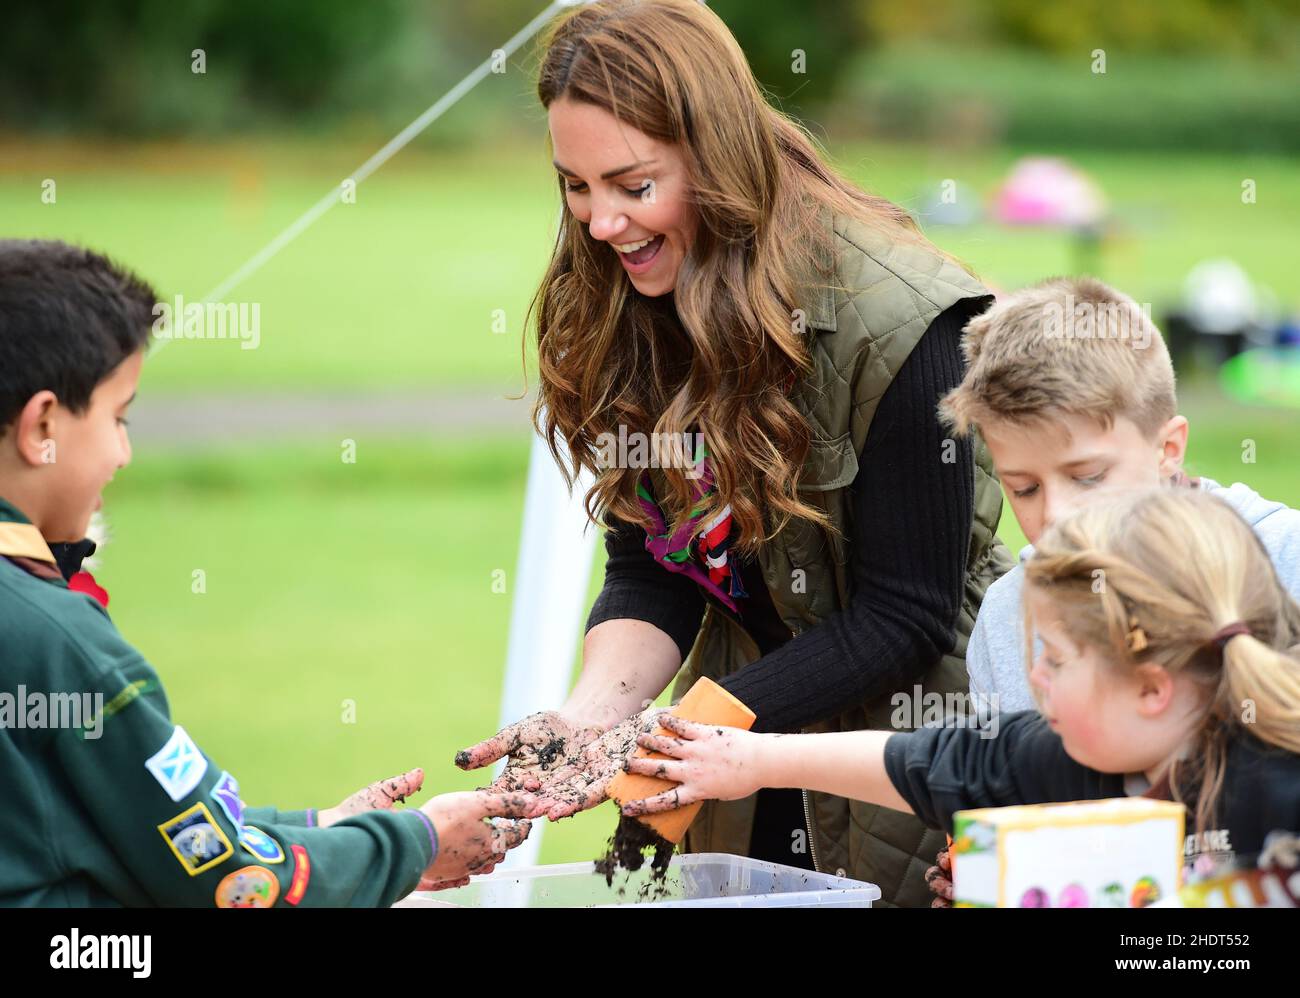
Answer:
[634,370,803,612]
[0,520,57,564]
[0,520,65,584]
[53,538,108,606]
[637,437,747,613]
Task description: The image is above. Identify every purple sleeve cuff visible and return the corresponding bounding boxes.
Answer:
[410,809,439,861]
[305,807,316,828]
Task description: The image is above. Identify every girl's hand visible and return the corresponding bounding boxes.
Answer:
[617,713,766,815]
[318,767,425,828]
[925,847,954,908]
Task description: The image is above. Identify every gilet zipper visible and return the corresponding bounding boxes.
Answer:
[802,787,822,873]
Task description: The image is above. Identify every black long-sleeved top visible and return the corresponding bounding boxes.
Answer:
[884,709,1300,881]
[584,300,980,734]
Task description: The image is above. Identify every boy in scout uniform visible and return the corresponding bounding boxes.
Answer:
[0,240,537,906]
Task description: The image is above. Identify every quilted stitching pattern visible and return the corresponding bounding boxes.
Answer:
[676,209,1010,905]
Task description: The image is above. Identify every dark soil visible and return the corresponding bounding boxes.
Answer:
[535,737,566,769]
[595,814,676,902]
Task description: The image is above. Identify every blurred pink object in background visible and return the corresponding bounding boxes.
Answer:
[992,156,1107,227]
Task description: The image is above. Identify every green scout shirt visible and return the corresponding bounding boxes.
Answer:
[0,496,437,907]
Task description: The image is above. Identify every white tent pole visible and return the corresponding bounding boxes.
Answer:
[496,422,598,869]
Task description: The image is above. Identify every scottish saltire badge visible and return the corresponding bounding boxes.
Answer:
[210,771,243,828]
[145,725,208,802]
[238,825,285,864]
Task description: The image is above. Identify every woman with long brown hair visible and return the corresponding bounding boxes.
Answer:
[456,0,1014,907]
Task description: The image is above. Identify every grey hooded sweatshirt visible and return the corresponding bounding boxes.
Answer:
[967,477,1300,714]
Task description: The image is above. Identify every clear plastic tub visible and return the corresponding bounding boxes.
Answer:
[394,852,881,908]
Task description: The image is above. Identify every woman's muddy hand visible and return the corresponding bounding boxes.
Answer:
[454,710,604,802]
[532,706,670,821]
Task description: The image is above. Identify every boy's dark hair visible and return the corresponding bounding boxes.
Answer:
[0,239,158,431]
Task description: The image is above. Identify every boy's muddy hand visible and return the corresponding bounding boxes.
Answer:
[533,706,670,821]
[618,713,762,816]
[925,847,954,907]
[419,791,536,886]
[318,767,425,828]
[416,819,522,890]
[454,710,604,799]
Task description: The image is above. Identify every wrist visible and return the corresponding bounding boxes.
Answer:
[747,733,783,795]
[558,699,622,733]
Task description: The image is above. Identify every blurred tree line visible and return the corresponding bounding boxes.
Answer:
[2,0,1297,149]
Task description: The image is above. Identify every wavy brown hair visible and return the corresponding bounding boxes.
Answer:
[522,0,957,554]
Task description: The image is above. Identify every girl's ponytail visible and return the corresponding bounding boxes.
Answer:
[1219,630,1300,753]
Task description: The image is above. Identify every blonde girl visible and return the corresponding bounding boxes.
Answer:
[621,489,1300,881]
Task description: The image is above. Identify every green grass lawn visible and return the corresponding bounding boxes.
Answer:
[93,382,1300,868]
[2,136,1296,393]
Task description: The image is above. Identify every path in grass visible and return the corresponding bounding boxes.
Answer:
[128,387,538,445]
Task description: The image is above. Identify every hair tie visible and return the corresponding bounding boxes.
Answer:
[1125,614,1148,653]
[1210,621,1251,650]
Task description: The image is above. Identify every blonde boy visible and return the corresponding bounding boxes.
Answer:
[942,276,1300,714]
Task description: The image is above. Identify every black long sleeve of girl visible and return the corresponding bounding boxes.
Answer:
[884,710,1300,874]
